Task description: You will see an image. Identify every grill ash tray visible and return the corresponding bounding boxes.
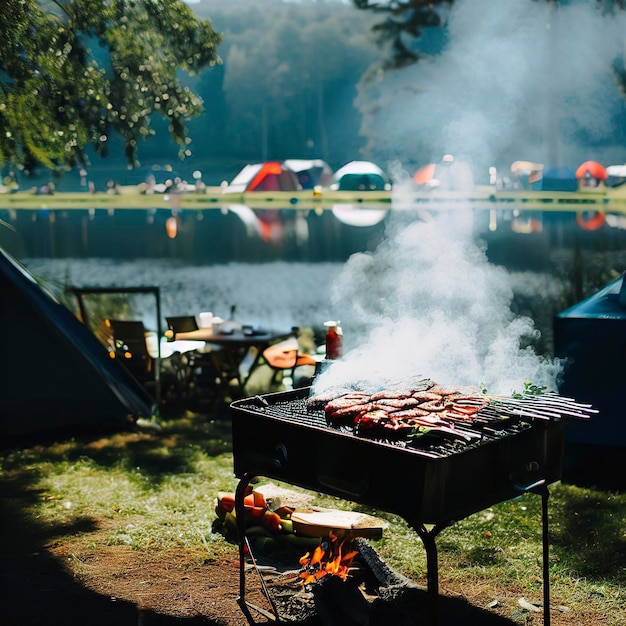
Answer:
[230,387,565,527]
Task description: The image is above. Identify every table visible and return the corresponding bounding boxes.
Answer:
[173,327,295,398]
[145,334,206,359]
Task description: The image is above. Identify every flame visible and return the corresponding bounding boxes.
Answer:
[298,531,359,585]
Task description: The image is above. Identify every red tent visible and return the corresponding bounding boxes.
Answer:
[247,162,299,191]
[223,162,301,194]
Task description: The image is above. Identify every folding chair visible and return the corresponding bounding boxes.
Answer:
[165,315,223,403]
[106,319,157,392]
[259,330,317,391]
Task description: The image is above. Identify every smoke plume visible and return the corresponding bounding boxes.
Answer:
[359,0,626,172]
[315,194,561,396]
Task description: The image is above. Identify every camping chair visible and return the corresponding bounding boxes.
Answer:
[106,319,155,389]
[107,318,185,405]
[259,329,317,391]
[165,315,227,403]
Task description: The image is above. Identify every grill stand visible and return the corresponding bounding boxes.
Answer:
[234,472,552,626]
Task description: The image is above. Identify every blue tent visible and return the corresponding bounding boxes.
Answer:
[0,247,154,440]
[531,166,578,192]
[554,275,626,488]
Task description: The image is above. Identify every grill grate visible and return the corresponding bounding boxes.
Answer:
[237,394,532,459]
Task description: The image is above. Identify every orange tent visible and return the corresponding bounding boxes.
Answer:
[247,162,300,191]
[575,161,608,180]
[223,162,301,194]
[414,163,437,186]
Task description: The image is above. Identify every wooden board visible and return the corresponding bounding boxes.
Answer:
[291,508,385,539]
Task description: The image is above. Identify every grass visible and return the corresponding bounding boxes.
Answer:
[1,412,625,624]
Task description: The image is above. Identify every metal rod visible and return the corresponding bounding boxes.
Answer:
[235,474,255,618]
[541,485,551,626]
[235,472,281,625]
[514,479,551,626]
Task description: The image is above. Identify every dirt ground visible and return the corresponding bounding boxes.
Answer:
[0,479,598,626]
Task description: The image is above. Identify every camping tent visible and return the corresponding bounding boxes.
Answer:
[605,164,626,188]
[283,159,333,189]
[0,247,154,439]
[413,156,474,191]
[223,162,301,194]
[331,161,391,191]
[531,166,578,192]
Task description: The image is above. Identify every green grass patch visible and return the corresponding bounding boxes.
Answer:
[1,414,624,622]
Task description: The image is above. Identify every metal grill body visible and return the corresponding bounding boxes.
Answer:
[230,387,565,625]
[231,388,564,526]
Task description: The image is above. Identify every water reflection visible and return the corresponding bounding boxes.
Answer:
[0,203,388,262]
[4,202,626,271]
[331,203,388,227]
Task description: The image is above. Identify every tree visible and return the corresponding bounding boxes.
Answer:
[351,0,452,69]
[0,0,221,172]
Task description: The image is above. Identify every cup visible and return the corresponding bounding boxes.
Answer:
[199,311,213,328]
[212,316,224,333]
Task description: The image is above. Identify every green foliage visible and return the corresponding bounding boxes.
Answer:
[351,0,451,69]
[0,0,221,172]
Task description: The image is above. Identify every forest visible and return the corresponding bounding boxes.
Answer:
[5,0,626,189]
[72,0,381,187]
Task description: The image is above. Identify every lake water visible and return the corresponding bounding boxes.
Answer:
[22,203,626,396]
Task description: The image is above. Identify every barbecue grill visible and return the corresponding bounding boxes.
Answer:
[231,386,567,624]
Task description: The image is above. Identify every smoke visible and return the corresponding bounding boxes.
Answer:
[315,184,561,396]
[319,0,626,395]
[359,0,626,172]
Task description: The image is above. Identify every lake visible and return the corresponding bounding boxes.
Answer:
[17,206,626,396]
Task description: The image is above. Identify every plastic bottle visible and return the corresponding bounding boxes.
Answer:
[324,320,343,360]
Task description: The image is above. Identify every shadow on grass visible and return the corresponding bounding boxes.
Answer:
[0,472,220,626]
[1,405,235,485]
[551,483,626,582]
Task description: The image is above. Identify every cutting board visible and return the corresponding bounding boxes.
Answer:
[291,508,385,539]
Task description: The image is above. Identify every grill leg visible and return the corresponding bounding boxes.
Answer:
[516,479,551,626]
[235,475,257,625]
[414,522,452,598]
[234,473,280,624]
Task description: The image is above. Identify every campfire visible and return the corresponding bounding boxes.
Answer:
[298,530,360,585]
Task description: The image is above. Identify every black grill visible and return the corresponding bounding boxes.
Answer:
[231,387,564,526]
[230,386,565,625]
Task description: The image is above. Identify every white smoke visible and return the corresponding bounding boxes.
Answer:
[359,0,626,171]
[316,183,562,396]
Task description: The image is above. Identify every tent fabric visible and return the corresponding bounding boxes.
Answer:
[283,159,333,189]
[606,164,626,188]
[0,247,154,439]
[224,162,301,193]
[575,161,608,180]
[413,159,474,190]
[531,166,578,192]
[332,160,391,191]
[414,163,437,186]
